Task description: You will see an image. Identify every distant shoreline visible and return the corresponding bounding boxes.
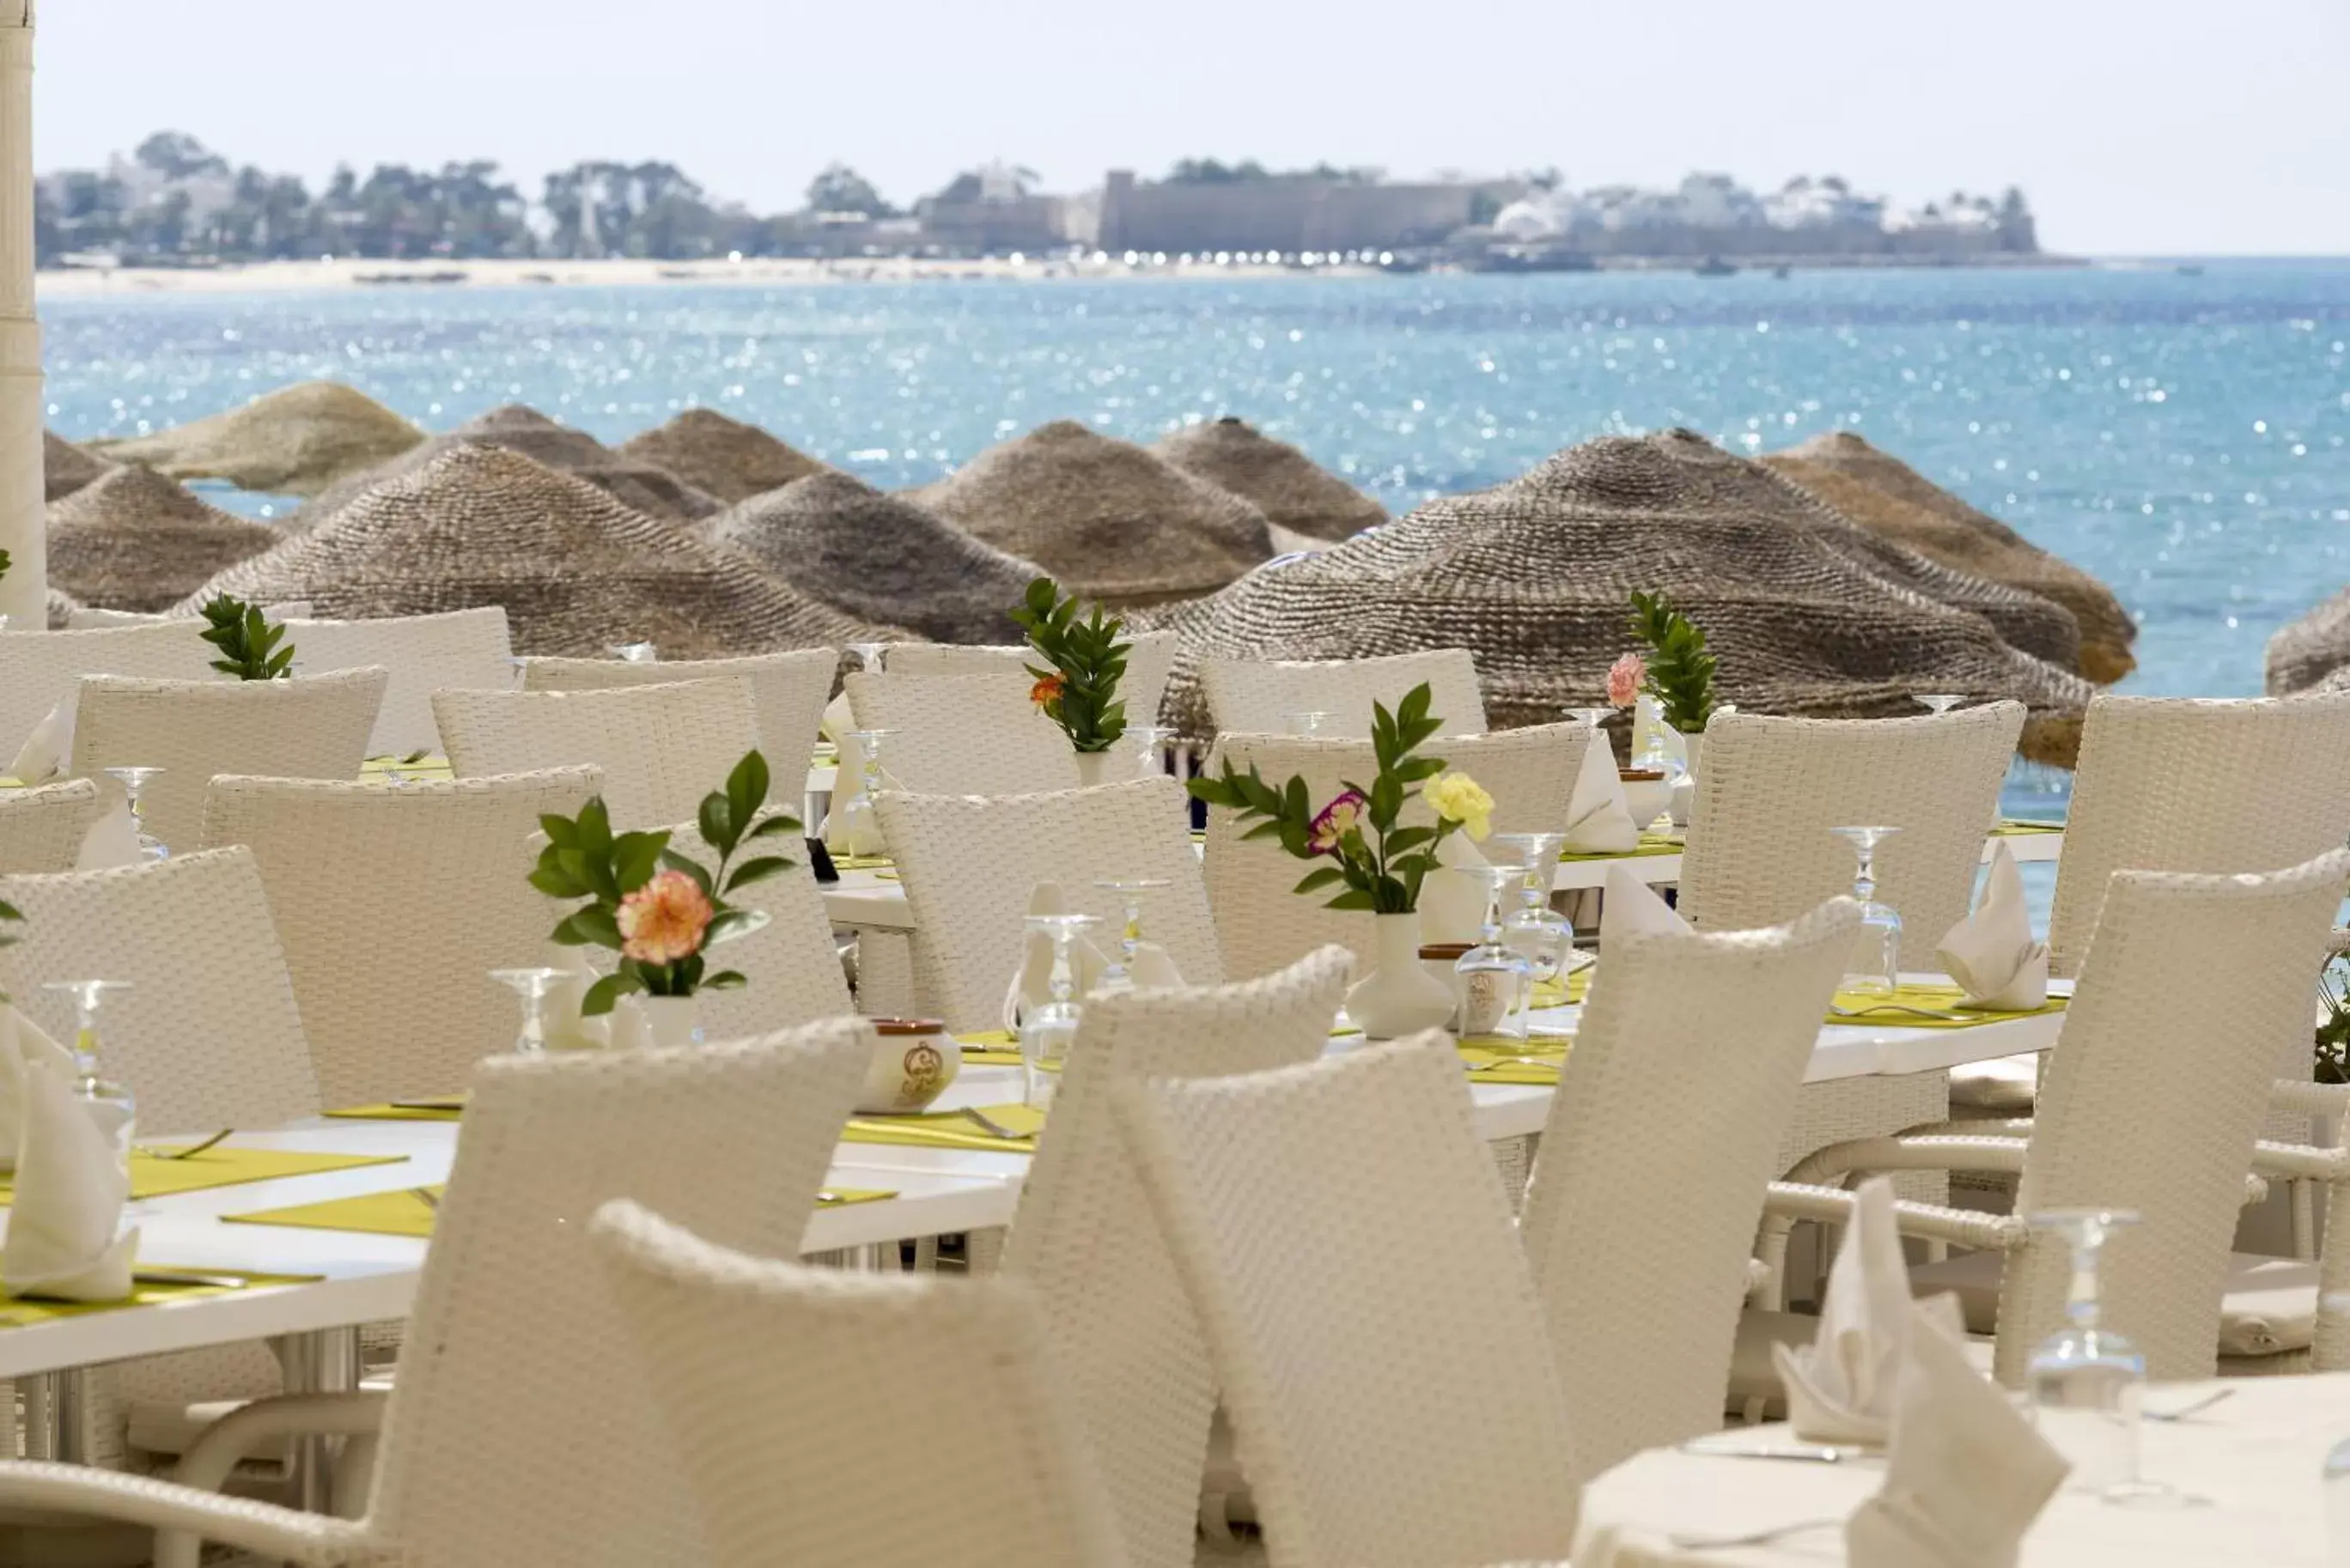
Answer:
[33,251,2093,298]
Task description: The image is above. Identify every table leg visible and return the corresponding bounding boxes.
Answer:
[27,1367,86,1462]
[277,1327,360,1513]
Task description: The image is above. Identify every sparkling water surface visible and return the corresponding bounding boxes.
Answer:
[36,260,2350,830]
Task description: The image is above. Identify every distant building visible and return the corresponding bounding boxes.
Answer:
[1458,173,2038,260]
[916,160,1072,254]
[1094,169,1524,255]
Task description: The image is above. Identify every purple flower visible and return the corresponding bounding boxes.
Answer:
[1307,790,1367,855]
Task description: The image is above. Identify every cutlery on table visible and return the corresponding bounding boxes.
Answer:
[1677,1436,1856,1464]
[1827,1002,1970,1022]
[2145,1388,2235,1422]
[138,1129,234,1161]
[959,1107,1028,1141]
[1669,1518,1843,1552]
[132,1268,251,1290]
[411,1187,441,1211]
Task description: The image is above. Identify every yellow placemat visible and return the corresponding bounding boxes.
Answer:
[1458,1039,1569,1085]
[0,1146,408,1205]
[1992,818,2065,836]
[1531,966,1594,1010]
[0,1267,326,1327]
[832,854,895,872]
[959,1030,1022,1067]
[1560,831,1683,863]
[326,1096,466,1122]
[360,757,456,783]
[1823,982,2068,1030]
[843,1103,1042,1153]
[223,1184,893,1241]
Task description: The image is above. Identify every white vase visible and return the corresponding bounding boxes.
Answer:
[1346,912,1459,1040]
[1670,728,1702,828]
[635,994,704,1051]
[1073,749,1115,787]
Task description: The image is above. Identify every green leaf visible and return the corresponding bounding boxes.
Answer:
[1327,888,1378,911]
[657,848,715,897]
[539,812,580,850]
[722,855,792,894]
[612,830,669,894]
[701,970,748,990]
[697,791,734,859]
[581,971,642,1017]
[1292,866,1345,894]
[746,812,804,841]
[558,904,623,948]
[725,751,770,844]
[528,865,589,899]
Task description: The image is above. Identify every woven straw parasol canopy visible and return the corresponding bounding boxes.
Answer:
[289,404,721,532]
[1156,428,2096,764]
[46,465,281,612]
[1764,430,2136,684]
[914,420,1275,605]
[182,444,897,658]
[89,382,424,497]
[1151,416,1387,543]
[618,409,831,505]
[2267,586,2350,696]
[706,472,1043,644]
[45,430,113,503]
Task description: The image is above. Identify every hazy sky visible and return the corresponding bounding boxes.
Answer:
[31,0,2350,255]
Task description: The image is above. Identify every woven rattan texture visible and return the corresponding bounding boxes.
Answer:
[90,381,423,498]
[654,807,852,1036]
[45,466,280,613]
[1150,417,1386,544]
[616,408,830,504]
[2268,586,2350,696]
[434,677,761,830]
[524,647,837,769]
[45,428,113,503]
[881,632,1180,732]
[283,607,515,758]
[0,621,218,757]
[845,672,1081,796]
[1198,649,1487,741]
[0,779,102,872]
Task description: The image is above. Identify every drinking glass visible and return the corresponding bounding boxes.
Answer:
[1088,877,1171,995]
[2026,1208,2170,1501]
[1453,865,1533,1041]
[1128,725,1175,779]
[41,979,136,1168]
[1912,693,1965,716]
[489,967,568,1054]
[846,641,888,673]
[1282,710,1336,738]
[1829,825,1902,995]
[1489,832,1570,986]
[508,655,532,690]
[1020,912,1099,1110]
[836,729,898,856]
[608,641,657,664]
[102,767,168,862]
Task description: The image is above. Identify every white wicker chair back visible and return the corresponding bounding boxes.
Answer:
[287,607,514,757]
[433,677,759,830]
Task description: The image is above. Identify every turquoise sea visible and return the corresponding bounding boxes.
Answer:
[36,259,2350,734]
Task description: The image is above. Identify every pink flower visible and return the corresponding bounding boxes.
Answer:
[1605,651,1647,708]
[617,870,714,965]
[1307,789,1367,855]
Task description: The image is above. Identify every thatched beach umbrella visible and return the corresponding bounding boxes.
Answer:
[46,464,279,611]
[2267,586,2350,696]
[1764,431,2136,684]
[1151,416,1386,543]
[914,420,1275,606]
[706,472,1042,644]
[45,429,111,502]
[619,409,830,505]
[1156,428,2095,764]
[88,381,423,497]
[184,444,896,658]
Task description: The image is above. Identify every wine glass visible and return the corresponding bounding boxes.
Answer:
[608,641,657,664]
[1829,825,1902,996]
[1563,705,1613,732]
[101,767,168,862]
[1488,832,1571,985]
[40,979,136,1166]
[1453,865,1533,1042]
[1282,710,1337,738]
[1128,725,1175,779]
[846,641,889,674]
[2026,1208,2173,1502]
[836,729,898,858]
[1912,694,1966,716]
[1020,912,1099,1110]
[508,655,532,690]
[1089,877,1172,995]
[489,967,568,1054]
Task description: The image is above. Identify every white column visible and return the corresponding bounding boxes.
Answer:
[0,2,40,626]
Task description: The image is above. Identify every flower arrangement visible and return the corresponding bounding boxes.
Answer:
[1009,576,1129,753]
[199,594,295,682]
[1605,651,1646,709]
[1186,683,1489,915]
[2317,957,2350,1085]
[529,750,798,1015]
[1625,589,1718,734]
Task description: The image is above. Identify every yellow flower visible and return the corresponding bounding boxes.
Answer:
[1424,771,1494,841]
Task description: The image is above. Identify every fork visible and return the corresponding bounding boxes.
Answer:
[960,1107,1029,1141]
[2145,1388,2235,1422]
[1669,1518,1842,1551]
[1828,1001,1970,1022]
[138,1129,233,1161]
[411,1187,441,1211]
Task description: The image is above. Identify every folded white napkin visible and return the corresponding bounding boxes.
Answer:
[76,791,143,871]
[9,699,71,786]
[1935,841,2049,1012]
[1129,940,1184,991]
[0,1006,79,1171]
[540,945,612,1052]
[819,691,855,746]
[1845,1302,2067,1568]
[2,1058,138,1302]
[1599,861,1689,945]
[824,732,901,858]
[1562,730,1641,854]
[1001,882,1111,1032]
[1416,830,1493,945]
[1772,1176,1921,1445]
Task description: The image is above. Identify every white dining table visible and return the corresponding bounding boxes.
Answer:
[1574,1371,2350,1566]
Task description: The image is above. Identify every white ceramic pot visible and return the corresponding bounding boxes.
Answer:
[1619,770,1671,832]
[1670,730,1702,828]
[1072,748,1116,787]
[1346,912,1458,1040]
[634,994,703,1051]
[858,1019,961,1113]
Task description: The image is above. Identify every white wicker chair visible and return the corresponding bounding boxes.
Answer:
[1519,898,1857,1485]
[522,647,837,773]
[883,631,1178,728]
[0,778,102,871]
[285,608,514,758]
[200,769,602,1108]
[83,1019,871,1568]
[1197,648,1486,739]
[433,677,761,830]
[1112,1034,1581,1568]
[592,1199,1131,1568]
[652,807,852,1036]
[69,668,388,855]
[1751,849,2350,1389]
[843,672,1081,795]
[0,622,216,757]
[872,776,1219,1032]
[1000,947,1354,1568]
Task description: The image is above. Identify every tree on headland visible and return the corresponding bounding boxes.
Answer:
[804,163,895,218]
[134,131,228,180]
